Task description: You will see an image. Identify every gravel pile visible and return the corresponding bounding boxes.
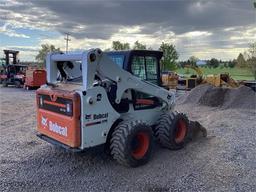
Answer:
[178,84,256,109]
[176,84,210,105]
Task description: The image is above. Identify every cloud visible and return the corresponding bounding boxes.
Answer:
[0,0,255,60]
[230,27,256,41]
[2,0,254,39]
[119,26,142,34]
[178,31,212,38]
[0,45,39,62]
[0,23,30,38]
[3,45,39,52]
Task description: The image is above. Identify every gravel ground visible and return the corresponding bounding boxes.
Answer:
[0,87,256,192]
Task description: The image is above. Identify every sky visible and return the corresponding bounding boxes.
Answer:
[0,0,255,61]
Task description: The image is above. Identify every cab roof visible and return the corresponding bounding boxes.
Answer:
[106,50,163,59]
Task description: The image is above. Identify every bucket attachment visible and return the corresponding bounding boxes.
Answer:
[186,120,207,142]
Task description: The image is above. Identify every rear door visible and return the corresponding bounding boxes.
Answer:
[36,90,81,148]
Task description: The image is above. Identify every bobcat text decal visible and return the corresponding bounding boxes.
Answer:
[85,113,109,126]
[85,113,108,121]
[93,113,108,120]
[41,116,67,137]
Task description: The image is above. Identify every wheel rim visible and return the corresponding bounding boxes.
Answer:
[175,120,187,143]
[131,132,149,159]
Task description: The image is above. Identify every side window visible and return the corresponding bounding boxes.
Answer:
[145,56,158,84]
[131,56,146,79]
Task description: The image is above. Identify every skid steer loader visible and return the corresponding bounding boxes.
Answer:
[36,49,193,167]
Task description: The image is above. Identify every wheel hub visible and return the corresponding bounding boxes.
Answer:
[131,132,149,159]
[175,120,187,143]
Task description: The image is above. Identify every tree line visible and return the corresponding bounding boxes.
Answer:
[36,40,179,72]
[179,57,237,68]
[36,41,256,79]
[108,41,179,71]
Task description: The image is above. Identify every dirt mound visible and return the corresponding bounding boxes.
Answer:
[176,84,210,104]
[178,84,256,109]
[199,86,229,107]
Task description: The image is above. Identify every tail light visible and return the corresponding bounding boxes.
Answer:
[39,96,43,106]
[66,103,71,113]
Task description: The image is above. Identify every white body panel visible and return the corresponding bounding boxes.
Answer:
[78,86,120,148]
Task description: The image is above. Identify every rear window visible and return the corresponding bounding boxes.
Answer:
[108,54,124,68]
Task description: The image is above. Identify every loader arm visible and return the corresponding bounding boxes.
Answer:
[95,50,175,109]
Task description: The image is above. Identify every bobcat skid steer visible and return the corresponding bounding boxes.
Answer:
[36,49,192,167]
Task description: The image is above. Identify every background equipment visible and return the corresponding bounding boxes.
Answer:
[1,50,27,87]
[24,68,46,90]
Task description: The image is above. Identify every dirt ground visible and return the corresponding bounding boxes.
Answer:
[0,86,256,192]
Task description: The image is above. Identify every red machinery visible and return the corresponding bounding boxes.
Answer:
[24,68,46,90]
[0,74,7,83]
[1,50,28,87]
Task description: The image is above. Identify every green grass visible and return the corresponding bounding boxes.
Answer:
[175,67,254,80]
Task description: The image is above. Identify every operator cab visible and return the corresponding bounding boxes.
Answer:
[107,50,163,111]
[106,50,163,86]
[6,65,27,76]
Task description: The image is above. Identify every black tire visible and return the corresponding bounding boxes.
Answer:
[154,112,189,150]
[2,80,7,87]
[110,120,153,167]
[14,81,21,88]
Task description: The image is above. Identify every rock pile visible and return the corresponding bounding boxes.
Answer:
[177,84,256,109]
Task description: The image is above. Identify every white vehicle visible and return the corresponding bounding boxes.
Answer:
[36,49,189,167]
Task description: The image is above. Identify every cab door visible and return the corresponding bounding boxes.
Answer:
[130,55,162,110]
